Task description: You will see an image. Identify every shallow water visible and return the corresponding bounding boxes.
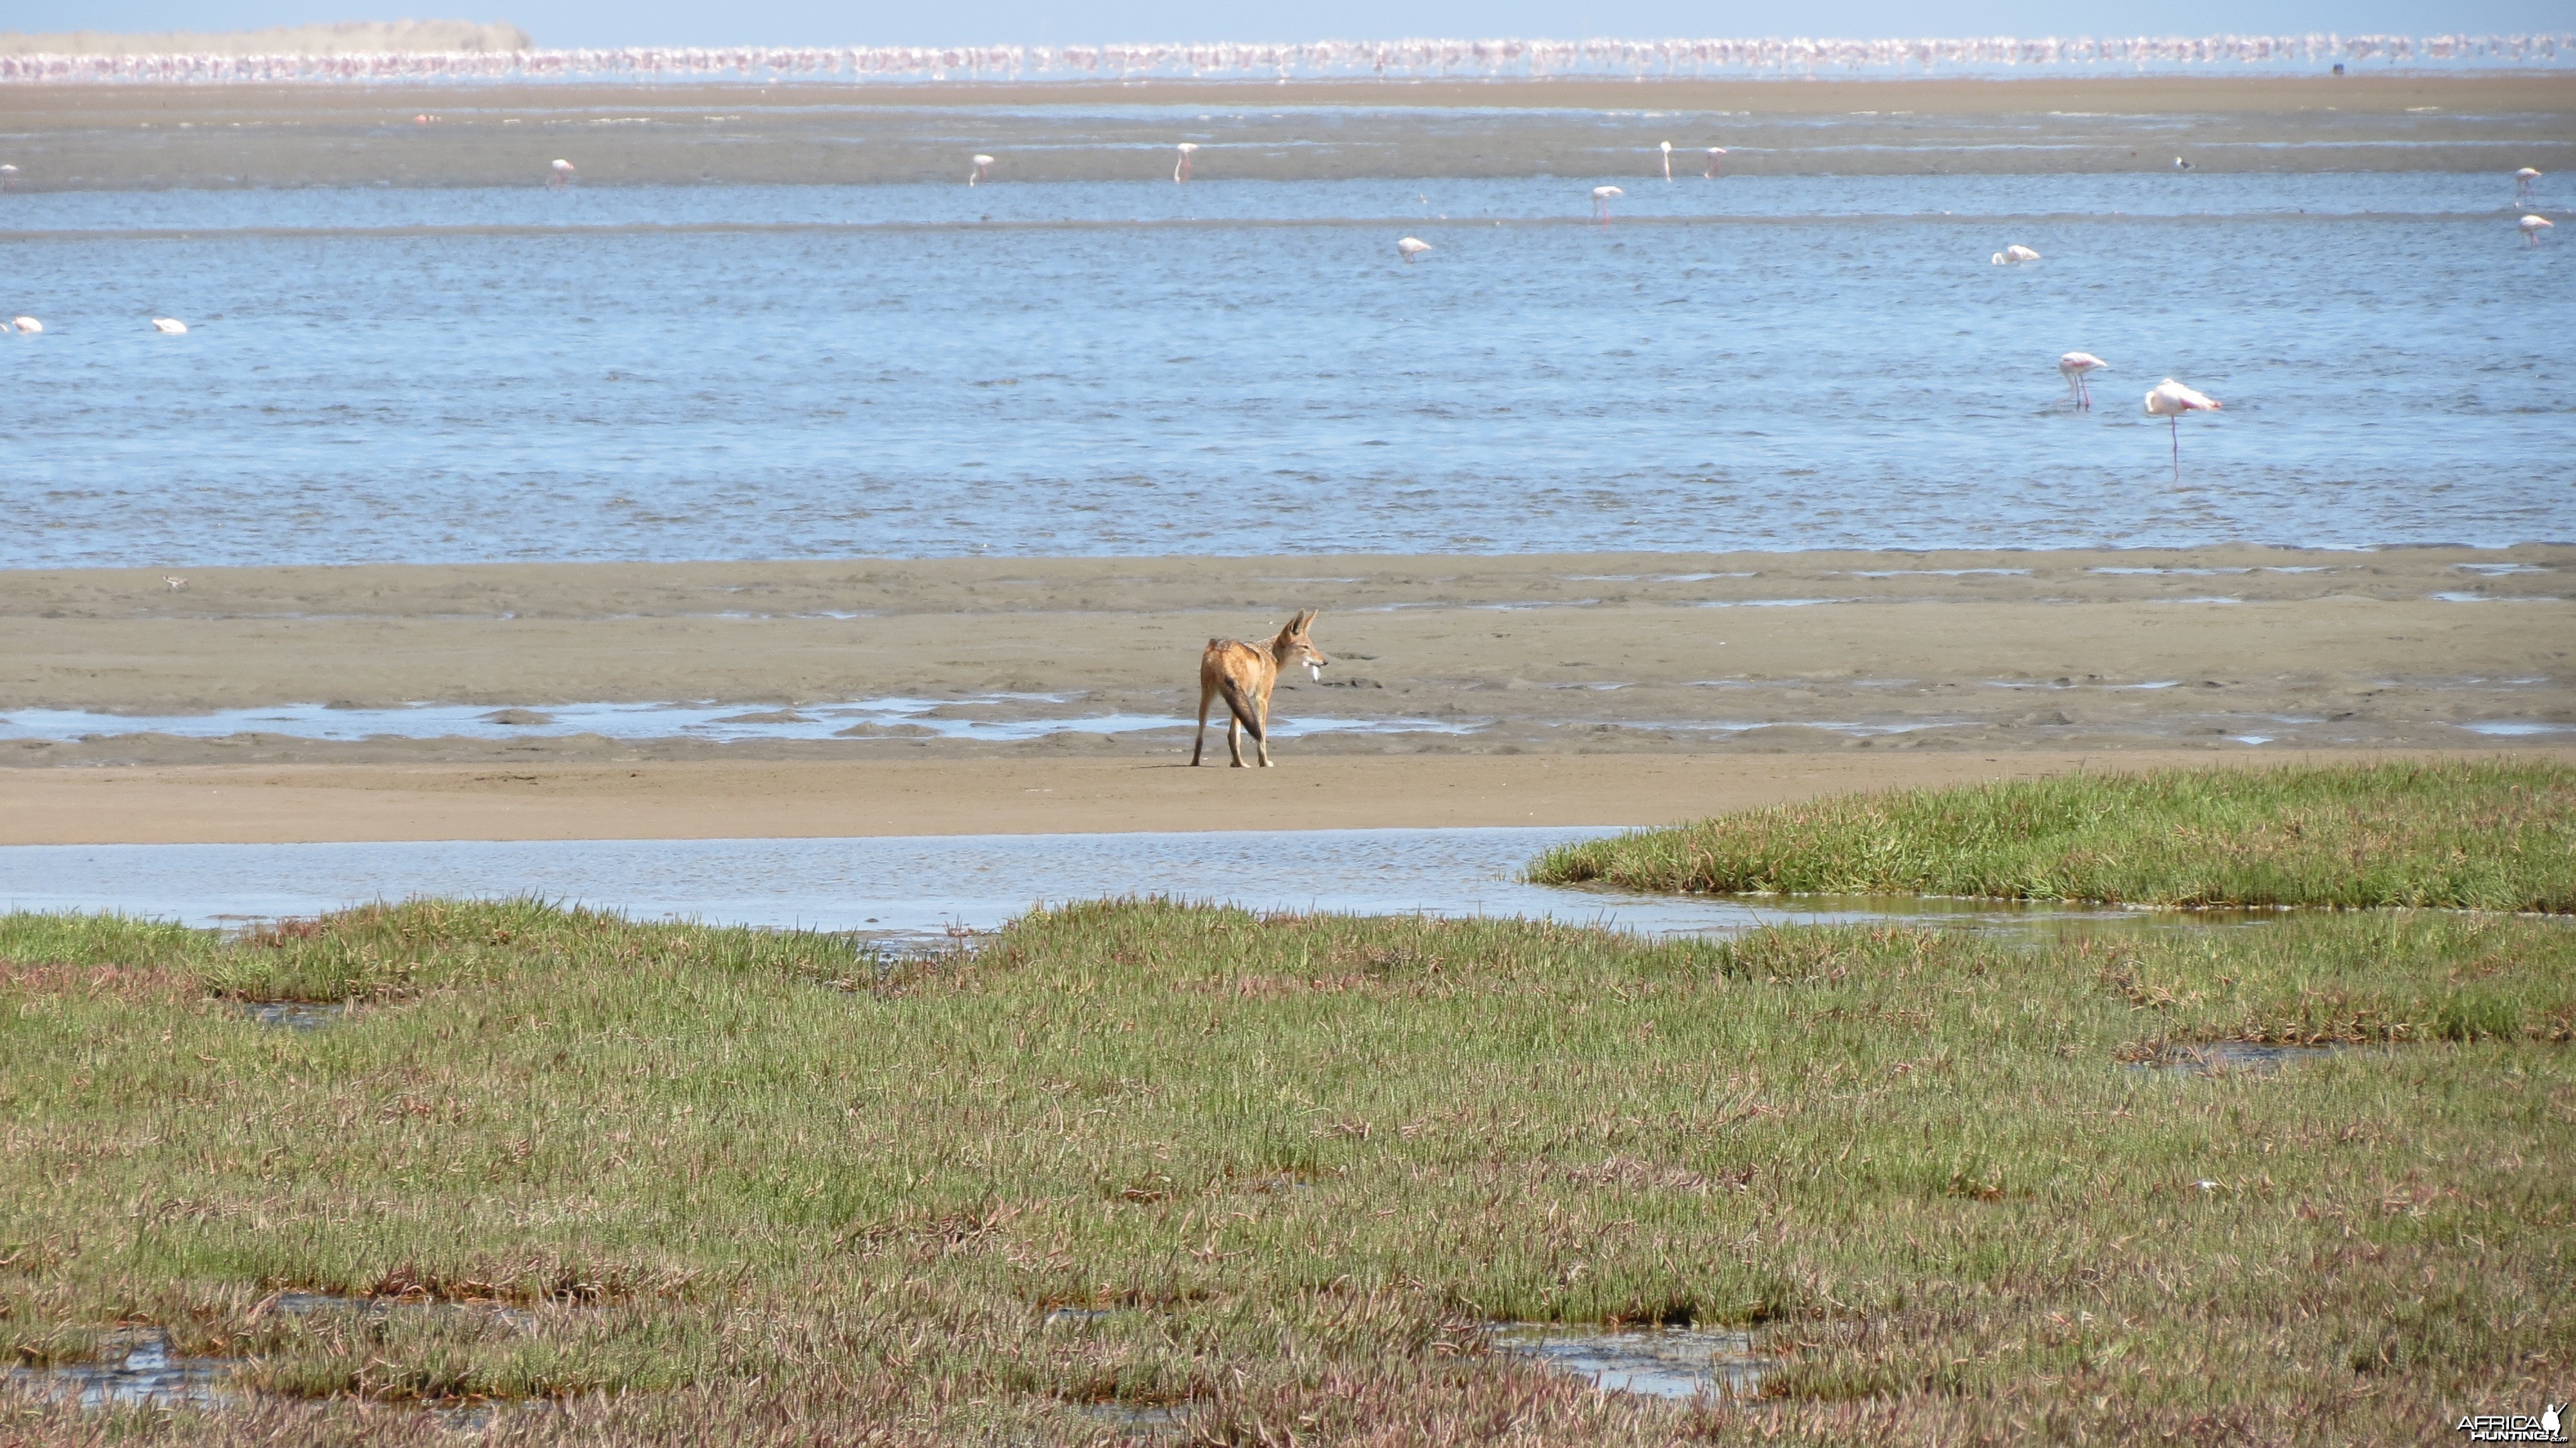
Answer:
[0,696,1474,745]
[4,171,2568,568]
[1492,1322,1771,1399]
[0,826,2145,939]
[2,1332,236,1411]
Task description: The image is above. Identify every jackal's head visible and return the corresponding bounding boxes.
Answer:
[1273,609,1329,681]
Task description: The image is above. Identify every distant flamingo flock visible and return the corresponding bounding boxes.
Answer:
[2,32,2566,85]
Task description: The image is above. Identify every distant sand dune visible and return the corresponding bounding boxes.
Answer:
[0,19,530,57]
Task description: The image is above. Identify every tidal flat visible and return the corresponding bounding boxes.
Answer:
[2,895,2568,1442]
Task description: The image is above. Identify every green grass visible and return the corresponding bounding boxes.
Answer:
[1530,759,2576,911]
[3,897,2571,1443]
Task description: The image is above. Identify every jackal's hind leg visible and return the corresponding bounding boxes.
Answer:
[1191,682,1212,765]
[1256,698,1273,767]
[1227,714,1247,767]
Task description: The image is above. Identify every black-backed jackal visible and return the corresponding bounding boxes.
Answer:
[1191,610,1328,768]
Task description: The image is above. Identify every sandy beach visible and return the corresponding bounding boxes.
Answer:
[2,73,2569,191]
[3,545,2567,842]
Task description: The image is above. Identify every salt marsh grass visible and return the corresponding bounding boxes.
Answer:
[2,897,2570,1442]
[1531,759,2576,911]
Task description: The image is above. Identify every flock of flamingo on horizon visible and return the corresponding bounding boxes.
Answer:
[0,144,2559,486]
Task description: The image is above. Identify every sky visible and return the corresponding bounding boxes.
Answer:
[12,1,2572,49]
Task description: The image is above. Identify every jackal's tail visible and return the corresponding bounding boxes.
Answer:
[1217,675,1264,741]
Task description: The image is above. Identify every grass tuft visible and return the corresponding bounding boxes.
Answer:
[1530,759,2576,910]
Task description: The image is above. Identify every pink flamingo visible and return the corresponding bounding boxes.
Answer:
[1703,148,1726,178]
[0,164,17,191]
[1174,142,1198,184]
[2143,379,2222,482]
[1659,141,1672,181]
[2516,167,2542,199]
[970,153,994,185]
[549,158,575,188]
[2058,352,2109,409]
[2521,214,2553,247]
[1591,186,1622,225]
[1396,236,1432,263]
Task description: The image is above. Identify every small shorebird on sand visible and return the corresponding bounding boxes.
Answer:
[2521,214,2554,247]
[151,318,187,334]
[163,575,187,591]
[2058,352,2110,408]
[1591,186,1622,224]
[1396,236,1433,263]
[1991,244,2040,265]
[2144,378,2222,483]
[1173,142,1198,183]
[970,154,994,185]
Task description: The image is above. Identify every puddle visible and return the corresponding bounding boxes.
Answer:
[0,827,2157,943]
[0,696,1476,747]
[2131,1042,2344,1074]
[2430,593,2562,604]
[2451,721,2576,737]
[240,1001,346,1031]
[3,1331,237,1411]
[1492,1323,1772,1400]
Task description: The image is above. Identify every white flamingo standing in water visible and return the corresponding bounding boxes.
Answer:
[2515,167,2541,198]
[970,153,994,185]
[1591,186,1622,224]
[2144,379,2222,482]
[151,318,187,334]
[1659,141,1672,180]
[1704,148,1727,178]
[1991,244,2040,265]
[1396,236,1432,263]
[1174,142,1198,183]
[2521,214,2554,246]
[9,316,39,334]
[2058,352,2110,409]
[0,164,16,191]
[549,158,575,187]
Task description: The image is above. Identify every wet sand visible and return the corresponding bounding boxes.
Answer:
[1,546,2568,843]
[2,73,2569,189]
[7,748,2568,846]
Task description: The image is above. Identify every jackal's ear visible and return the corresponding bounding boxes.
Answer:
[1291,608,1318,633]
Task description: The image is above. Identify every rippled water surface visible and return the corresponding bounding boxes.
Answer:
[3,170,2568,566]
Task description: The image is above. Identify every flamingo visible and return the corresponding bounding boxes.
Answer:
[2515,167,2541,198]
[549,158,575,187]
[2058,352,2110,408]
[1659,140,1672,181]
[1174,142,1198,183]
[1991,244,2040,265]
[1396,236,1432,263]
[151,318,188,334]
[1704,147,1726,178]
[970,153,994,185]
[1591,185,1622,224]
[2521,214,2554,246]
[0,163,15,190]
[2143,379,2222,482]
[9,316,39,334]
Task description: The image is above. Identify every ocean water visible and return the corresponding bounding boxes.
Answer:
[2,169,2568,567]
